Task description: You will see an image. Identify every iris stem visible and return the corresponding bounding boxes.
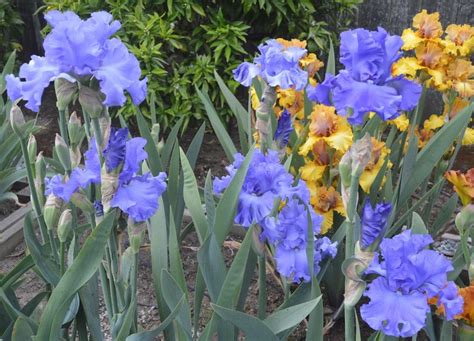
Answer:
[258,254,267,319]
[19,138,48,243]
[59,242,65,275]
[344,173,361,341]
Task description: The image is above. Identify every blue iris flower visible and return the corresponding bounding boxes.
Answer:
[233,39,308,90]
[214,149,309,227]
[45,128,166,222]
[360,200,391,249]
[273,109,293,148]
[307,28,421,125]
[6,11,147,111]
[360,230,463,337]
[261,200,337,283]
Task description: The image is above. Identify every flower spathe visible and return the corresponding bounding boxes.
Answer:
[308,28,422,125]
[360,230,463,337]
[6,10,147,111]
[233,39,308,90]
[45,128,167,222]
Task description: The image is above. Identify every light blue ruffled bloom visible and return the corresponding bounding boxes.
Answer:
[360,230,463,337]
[214,149,309,227]
[233,39,308,90]
[6,10,147,111]
[261,200,337,283]
[307,28,421,125]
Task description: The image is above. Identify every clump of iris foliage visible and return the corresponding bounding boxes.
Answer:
[1,8,474,341]
[42,0,362,130]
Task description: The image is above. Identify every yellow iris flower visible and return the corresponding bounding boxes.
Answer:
[458,282,474,325]
[299,53,324,78]
[388,114,410,131]
[299,105,353,156]
[308,184,345,234]
[462,127,474,145]
[445,168,474,206]
[300,140,340,184]
[444,24,474,57]
[276,38,307,49]
[424,114,446,130]
[276,88,304,118]
[359,138,392,193]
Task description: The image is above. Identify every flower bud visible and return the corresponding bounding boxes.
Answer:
[35,152,46,207]
[99,113,111,149]
[57,209,72,243]
[127,218,146,254]
[54,78,78,111]
[10,105,26,137]
[455,204,474,233]
[44,194,63,230]
[55,134,71,172]
[350,133,372,177]
[101,173,119,212]
[78,85,104,119]
[339,152,352,189]
[27,135,37,165]
[67,112,85,148]
[151,123,160,144]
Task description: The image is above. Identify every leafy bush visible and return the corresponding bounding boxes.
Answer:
[42,0,361,129]
[0,0,23,67]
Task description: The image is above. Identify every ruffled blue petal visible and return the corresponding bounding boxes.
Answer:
[70,139,101,188]
[119,137,148,184]
[361,277,430,337]
[5,75,22,102]
[45,174,79,202]
[385,76,422,112]
[94,38,145,106]
[438,282,464,320]
[103,127,128,172]
[306,73,336,105]
[360,200,391,249]
[233,62,260,87]
[111,172,167,222]
[234,191,275,227]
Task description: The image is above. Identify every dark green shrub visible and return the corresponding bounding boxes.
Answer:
[0,0,24,67]
[43,0,362,130]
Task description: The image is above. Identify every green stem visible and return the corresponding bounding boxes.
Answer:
[20,138,48,243]
[344,176,360,341]
[82,110,92,140]
[59,242,65,275]
[58,108,69,145]
[257,254,267,320]
[48,229,59,262]
[99,264,114,322]
[131,252,139,333]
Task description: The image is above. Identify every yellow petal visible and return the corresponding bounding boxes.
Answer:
[323,119,353,153]
[392,57,422,78]
[300,163,326,182]
[445,169,474,206]
[401,29,423,50]
[424,114,446,130]
[299,135,320,156]
[463,127,474,146]
[388,114,410,132]
[320,211,334,234]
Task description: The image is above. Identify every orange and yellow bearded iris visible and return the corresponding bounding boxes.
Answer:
[309,185,345,234]
[359,138,392,193]
[458,282,474,325]
[445,168,474,206]
[299,105,353,156]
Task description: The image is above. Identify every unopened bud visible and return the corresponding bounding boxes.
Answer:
[44,194,63,230]
[78,85,104,119]
[67,112,85,148]
[339,152,352,189]
[127,218,146,254]
[27,135,37,165]
[57,209,72,243]
[101,173,119,212]
[55,134,71,172]
[70,147,82,168]
[35,152,46,207]
[55,78,78,111]
[151,123,160,144]
[350,133,372,177]
[455,204,474,233]
[10,105,26,137]
[99,113,111,149]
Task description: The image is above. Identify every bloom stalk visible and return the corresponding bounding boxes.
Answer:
[255,83,276,152]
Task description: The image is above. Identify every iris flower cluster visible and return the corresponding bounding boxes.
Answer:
[46,128,167,222]
[233,39,309,90]
[308,28,422,125]
[360,230,463,337]
[6,11,147,111]
[214,149,337,283]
